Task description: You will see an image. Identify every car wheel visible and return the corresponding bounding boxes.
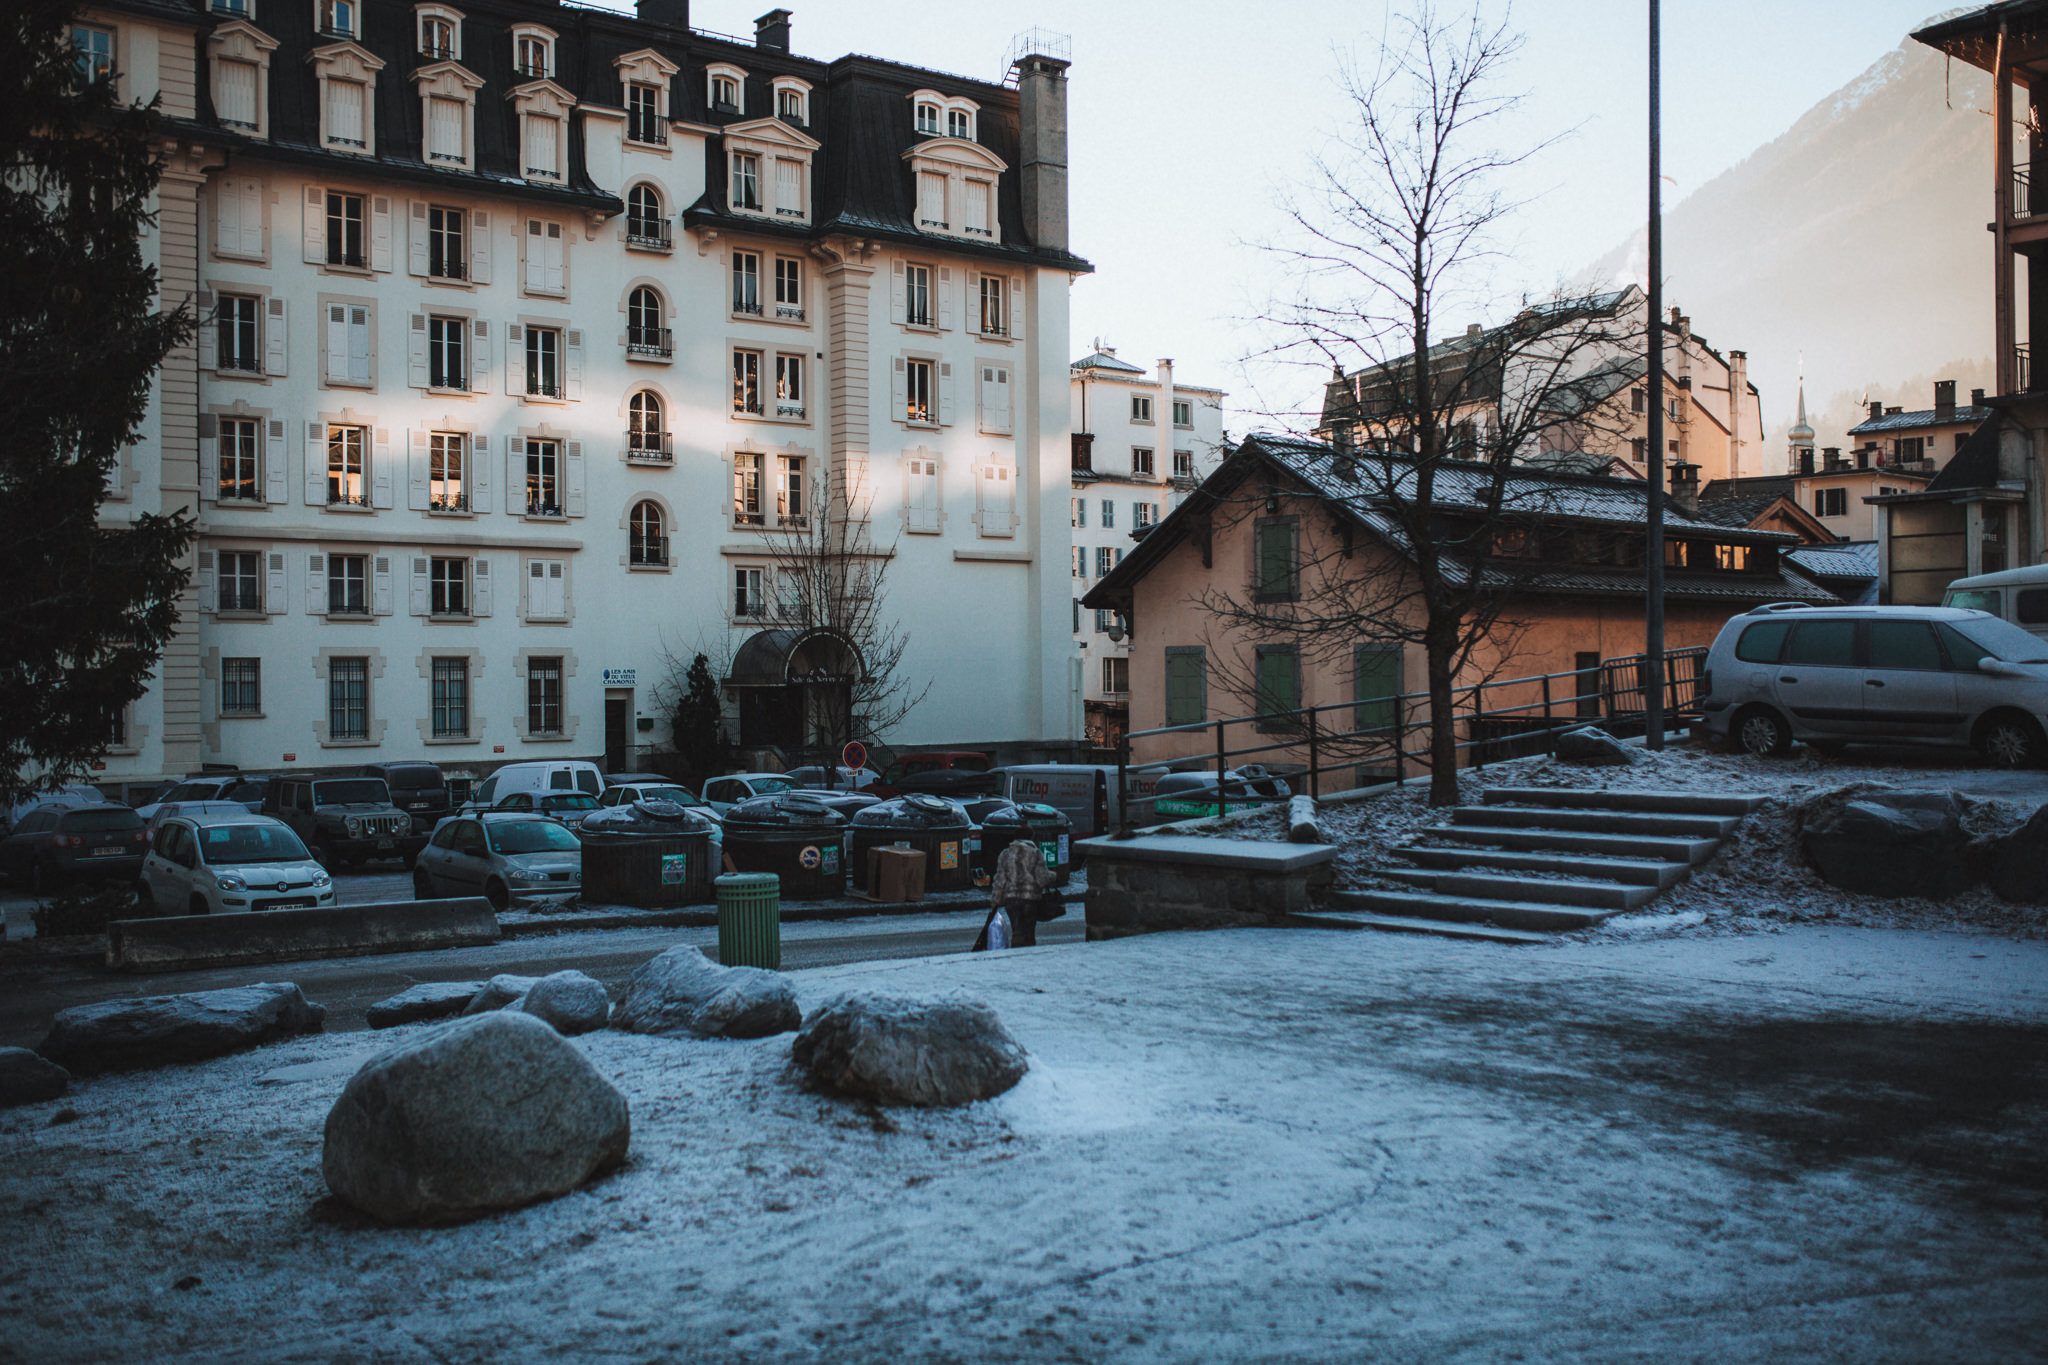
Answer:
[483,878,510,912]
[188,894,211,916]
[412,868,436,899]
[1976,712,2046,769]
[1733,706,1792,758]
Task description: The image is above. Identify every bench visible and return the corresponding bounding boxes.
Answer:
[1075,835,1338,940]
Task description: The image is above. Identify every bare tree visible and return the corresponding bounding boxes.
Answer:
[1204,1,1640,805]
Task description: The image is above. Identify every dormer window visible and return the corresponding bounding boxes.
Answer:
[311,41,384,156]
[319,0,355,39]
[627,84,661,143]
[208,19,277,137]
[509,77,573,183]
[721,117,819,224]
[772,76,809,125]
[915,101,939,135]
[910,90,976,141]
[903,134,1006,243]
[416,6,461,61]
[708,63,746,115]
[948,108,970,138]
[731,152,760,210]
[511,25,554,79]
[414,59,481,167]
[615,50,678,148]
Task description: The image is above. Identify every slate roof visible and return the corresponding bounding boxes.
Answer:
[1688,492,1789,529]
[1787,542,1879,581]
[1071,351,1146,374]
[1847,405,1993,435]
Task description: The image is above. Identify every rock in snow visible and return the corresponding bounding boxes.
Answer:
[1990,803,2048,904]
[366,981,485,1029]
[1799,787,1973,900]
[322,1011,630,1226]
[514,971,611,1035]
[792,993,1028,1107]
[39,983,326,1075]
[1555,726,1635,766]
[0,1047,70,1107]
[610,946,799,1040]
[463,974,542,1015]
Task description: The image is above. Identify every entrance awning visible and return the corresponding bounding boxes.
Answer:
[725,627,868,688]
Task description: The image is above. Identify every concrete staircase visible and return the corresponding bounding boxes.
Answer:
[1305,786,1769,944]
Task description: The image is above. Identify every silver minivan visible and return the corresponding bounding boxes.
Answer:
[1698,604,2048,766]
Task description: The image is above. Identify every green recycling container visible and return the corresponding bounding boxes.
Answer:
[715,871,782,969]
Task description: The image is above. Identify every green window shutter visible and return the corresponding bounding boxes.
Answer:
[1255,648,1298,721]
[1353,646,1400,731]
[1165,651,1206,726]
[1255,521,1296,599]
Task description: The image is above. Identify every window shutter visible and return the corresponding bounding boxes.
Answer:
[775,157,802,216]
[265,419,287,503]
[469,209,491,284]
[471,320,491,392]
[407,200,428,276]
[981,365,1011,436]
[890,356,906,418]
[264,297,288,376]
[372,428,393,508]
[544,223,565,293]
[1353,646,1401,731]
[304,420,326,504]
[305,552,326,614]
[325,303,348,383]
[471,434,491,513]
[237,179,263,257]
[347,306,371,384]
[938,362,955,426]
[196,292,217,370]
[523,220,543,293]
[197,414,218,501]
[195,549,216,614]
[303,185,324,264]
[506,438,523,511]
[215,183,242,256]
[408,429,429,510]
[370,196,393,271]
[409,555,429,615]
[565,330,583,399]
[890,259,905,326]
[938,267,954,330]
[265,551,287,615]
[408,313,429,388]
[472,556,493,615]
[373,554,394,615]
[964,180,989,236]
[1009,276,1026,342]
[565,441,585,517]
[428,97,463,163]
[504,323,523,394]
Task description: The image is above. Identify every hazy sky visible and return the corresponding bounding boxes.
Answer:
[640,0,1951,429]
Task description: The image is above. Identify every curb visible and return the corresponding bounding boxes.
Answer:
[500,889,999,937]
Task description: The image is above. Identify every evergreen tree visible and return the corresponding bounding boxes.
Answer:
[670,654,727,784]
[0,0,196,803]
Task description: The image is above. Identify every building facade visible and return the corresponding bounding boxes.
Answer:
[1066,346,1224,747]
[77,0,1088,796]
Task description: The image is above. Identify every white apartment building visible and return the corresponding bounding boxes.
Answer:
[75,0,1089,794]
[1066,346,1225,747]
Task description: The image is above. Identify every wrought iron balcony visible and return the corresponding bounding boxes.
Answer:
[627,326,674,359]
[2017,166,2033,220]
[626,216,672,250]
[625,431,673,463]
[630,536,669,567]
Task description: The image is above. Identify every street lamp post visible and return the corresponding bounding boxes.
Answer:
[1644,0,1667,750]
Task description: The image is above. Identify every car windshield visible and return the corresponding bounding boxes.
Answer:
[1950,614,2048,663]
[489,821,581,854]
[751,778,794,795]
[61,808,141,832]
[636,786,704,806]
[200,823,312,865]
[1946,589,2001,614]
[540,794,599,811]
[314,779,390,804]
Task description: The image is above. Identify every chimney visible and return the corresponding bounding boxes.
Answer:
[1799,447,1815,476]
[1868,401,1884,422]
[1465,323,1482,337]
[1668,460,1700,514]
[1822,446,1842,471]
[1934,380,1956,414]
[636,0,689,29]
[1972,387,1987,406]
[754,9,790,51]
[1014,53,1070,253]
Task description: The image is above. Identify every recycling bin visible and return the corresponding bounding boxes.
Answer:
[848,794,975,895]
[719,793,851,900]
[975,801,1076,887]
[715,872,781,969]
[577,799,717,907]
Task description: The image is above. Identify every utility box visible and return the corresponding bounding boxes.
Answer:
[865,845,926,903]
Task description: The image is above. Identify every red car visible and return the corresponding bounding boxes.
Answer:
[868,752,998,800]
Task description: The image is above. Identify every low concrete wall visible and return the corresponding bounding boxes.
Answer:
[106,898,500,972]
[1077,835,1337,941]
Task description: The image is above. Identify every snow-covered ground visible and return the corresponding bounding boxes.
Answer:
[5,919,2047,1363]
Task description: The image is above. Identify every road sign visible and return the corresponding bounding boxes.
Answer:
[842,740,868,771]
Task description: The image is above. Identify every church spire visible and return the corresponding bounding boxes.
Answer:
[1787,357,1815,475]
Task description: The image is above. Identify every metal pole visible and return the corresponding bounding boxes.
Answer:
[1115,730,1131,837]
[1306,708,1320,800]
[1644,0,1667,750]
[1215,719,1228,820]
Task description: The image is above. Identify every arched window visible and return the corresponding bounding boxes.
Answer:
[626,184,668,248]
[627,286,671,358]
[630,501,666,566]
[628,391,667,459]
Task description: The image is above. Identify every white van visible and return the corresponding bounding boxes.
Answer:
[1942,565,2048,643]
[461,760,604,814]
[1000,765,1160,838]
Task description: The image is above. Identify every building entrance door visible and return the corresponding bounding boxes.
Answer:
[605,696,629,774]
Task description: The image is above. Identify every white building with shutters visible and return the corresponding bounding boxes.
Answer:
[81,0,1090,795]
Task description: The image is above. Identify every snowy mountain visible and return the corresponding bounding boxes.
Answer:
[1574,30,1990,467]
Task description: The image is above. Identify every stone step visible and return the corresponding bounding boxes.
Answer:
[1295,910,1552,945]
[1394,845,1694,890]
[1417,824,1722,866]
[1449,806,1741,839]
[1378,868,1659,910]
[1330,889,1621,932]
[1481,787,1769,817]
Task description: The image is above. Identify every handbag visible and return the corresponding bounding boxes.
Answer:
[1035,889,1067,922]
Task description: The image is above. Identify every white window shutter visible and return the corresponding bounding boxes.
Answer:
[523,220,542,293]
[195,549,215,613]
[265,419,287,503]
[304,420,326,504]
[409,555,429,615]
[775,158,802,216]
[408,313,429,388]
[196,292,216,370]
[325,303,348,383]
[1009,277,1025,342]
[472,556,493,615]
[891,356,906,418]
[236,180,263,257]
[264,297,288,376]
[265,550,287,614]
[215,184,240,256]
[303,186,324,264]
[471,320,491,392]
[373,554,394,615]
[407,201,428,276]
[408,429,429,510]
[565,441,585,517]
[372,428,394,508]
[469,209,491,284]
[504,323,523,394]
[197,414,218,500]
[890,259,905,326]
[347,306,371,384]
[370,196,393,271]
[938,362,955,426]
[506,438,523,511]
[472,434,492,513]
[938,267,954,330]
[305,552,326,614]
[566,330,583,399]
[544,224,564,293]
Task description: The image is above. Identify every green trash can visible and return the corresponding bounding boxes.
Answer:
[715,871,782,969]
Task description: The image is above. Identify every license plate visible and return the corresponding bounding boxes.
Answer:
[267,898,314,910]
[90,846,126,857]
[376,837,396,850]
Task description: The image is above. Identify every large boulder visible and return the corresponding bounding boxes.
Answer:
[322,1011,630,1226]
[513,971,611,1036]
[1799,787,1974,899]
[366,981,484,1029]
[462,974,542,1016]
[1989,803,2048,904]
[610,947,798,1040]
[39,983,326,1075]
[791,993,1028,1107]
[1556,726,1633,766]
[0,1047,70,1107]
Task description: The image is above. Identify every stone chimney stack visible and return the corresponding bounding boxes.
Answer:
[1934,380,1956,414]
[1972,388,1987,406]
[1869,400,1885,422]
[754,9,790,52]
[636,0,688,29]
[1667,460,1700,514]
[1727,350,1748,480]
[1014,54,1070,253]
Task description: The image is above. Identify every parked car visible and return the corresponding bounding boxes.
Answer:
[701,773,797,817]
[144,798,255,837]
[784,765,881,792]
[1698,604,2048,765]
[1147,767,1294,822]
[134,774,271,823]
[461,760,605,813]
[4,784,114,837]
[599,780,712,813]
[362,760,451,834]
[490,790,601,830]
[0,803,148,891]
[868,752,995,799]
[262,775,425,868]
[413,811,582,911]
[136,812,334,916]
[1943,565,2048,643]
